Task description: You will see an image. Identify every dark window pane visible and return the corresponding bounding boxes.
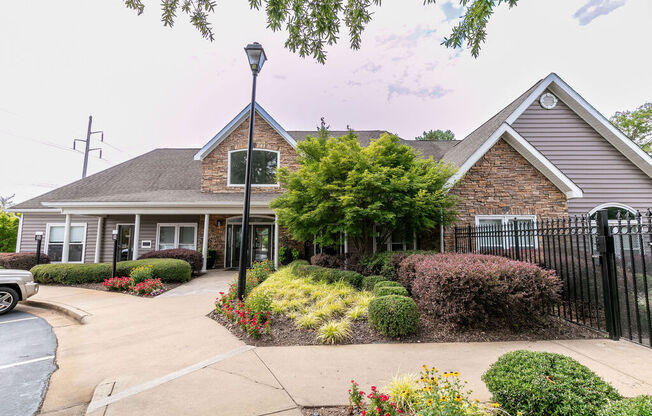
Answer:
[230,150,278,185]
[68,244,83,262]
[48,244,63,262]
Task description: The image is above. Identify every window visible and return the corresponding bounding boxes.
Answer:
[156,224,197,250]
[228,149,279,186]
[374,226,416,253]
[475,215,537,249]
[589,205,640,251]
[45,223,87,263]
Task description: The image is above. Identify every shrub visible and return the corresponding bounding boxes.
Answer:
[0,252,50,270]
[248,260,275,283]
[310,253,344,269]
[360,250,434,279]
[599,395,652,416]
[374,285,409,297]
[482,350,621,416]
[216,274,270,338]
[409,253,561,328]
[244,287,272,316]
[361,275,387,291]
[293,263,363,289]
[131,278,165,296]
[368,295,419,337]
[317,319,352,344]
[102,277,133,291]
[138,248,202,274]
[129,265,154,284]
[374,280,403,289]
[396,254,430,291]
[31,259,191,284]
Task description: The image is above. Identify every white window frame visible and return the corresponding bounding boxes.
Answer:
[227,148,280,187]
[474,215,538,249]
[44,222,88,264]
[156,223,198,251]
[588,205,641,252]
[372,225,417,254]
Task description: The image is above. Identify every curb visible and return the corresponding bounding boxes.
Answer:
[86,380,116,416]
[23,299,91,324]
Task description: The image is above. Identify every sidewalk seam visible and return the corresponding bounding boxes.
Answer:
[253,349,300,408]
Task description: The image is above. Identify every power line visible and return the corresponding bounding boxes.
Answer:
[0,128,82,154]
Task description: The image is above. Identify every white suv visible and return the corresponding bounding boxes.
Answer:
[0,269,39,315]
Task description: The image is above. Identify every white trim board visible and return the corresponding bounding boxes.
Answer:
[445,123,584,199]
[194,103,297,160]
[505,72,652,180]
[44,222,88,264]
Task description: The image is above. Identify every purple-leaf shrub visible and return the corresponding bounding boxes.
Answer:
[1,252,50,270]
[409,253,561,328]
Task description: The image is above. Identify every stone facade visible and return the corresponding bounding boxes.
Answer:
[201,113,299,193]
[444,138,568,250]
[198,215,227,268]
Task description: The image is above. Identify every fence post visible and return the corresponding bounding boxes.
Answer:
[454,226,458,253]
[596,209,621,340]
[513,218,520,261]
[467,224,472,253]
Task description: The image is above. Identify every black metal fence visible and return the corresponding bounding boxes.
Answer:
[454,209,652,348]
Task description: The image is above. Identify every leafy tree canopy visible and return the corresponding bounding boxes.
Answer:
[0,212,19,253]
[610,102,652,155]
[415,129,456,141]
[270,132,458,255]
[124,0,520,63]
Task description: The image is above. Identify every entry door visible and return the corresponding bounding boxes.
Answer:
[252,225,272,263]
[116,225,135,262]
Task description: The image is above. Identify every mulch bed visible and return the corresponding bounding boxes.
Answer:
[301,406,358,416]
[56,282,183,297]
[209,309,603,347]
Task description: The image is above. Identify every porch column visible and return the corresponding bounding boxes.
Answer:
[274,216,279,269]
[61,214,71,263]
[94,217,103,263]
[202,214,210,272]
[344,231,348,254]
[133,214,141,260]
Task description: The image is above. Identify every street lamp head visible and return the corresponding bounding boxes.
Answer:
[34,232,43,242]
[112,229,119,241]
[244,42,266,74]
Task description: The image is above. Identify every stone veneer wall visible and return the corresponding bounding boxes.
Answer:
[201,113,300,193]
[198,215,227,269]
[444,138,568,251]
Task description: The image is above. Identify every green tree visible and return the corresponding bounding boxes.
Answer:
[0,212,19,252]
[124,0,520,63]
[610,103,652,155]
[415,129,455,141]
[271,132,457,255]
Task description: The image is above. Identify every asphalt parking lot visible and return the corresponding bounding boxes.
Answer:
[0,311,57,416]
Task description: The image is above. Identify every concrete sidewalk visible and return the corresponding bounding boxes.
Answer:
[26,275,652,416]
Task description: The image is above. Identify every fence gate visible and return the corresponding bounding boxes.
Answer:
[454,209,652,348]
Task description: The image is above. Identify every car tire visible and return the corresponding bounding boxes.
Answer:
[0,287,19,315]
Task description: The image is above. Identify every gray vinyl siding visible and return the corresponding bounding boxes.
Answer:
[100,215,201,263]
[512,93,652,215]
[18,213,99,263]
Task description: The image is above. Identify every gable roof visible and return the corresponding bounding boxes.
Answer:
[444,73,652,183]
[194,103,297,160]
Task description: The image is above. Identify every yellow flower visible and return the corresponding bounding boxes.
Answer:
[490,403,501,408]
[426,399,433,407]
[440,396,448,402]
[454,395,462,402]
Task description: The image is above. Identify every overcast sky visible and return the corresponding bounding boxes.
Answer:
[1,0,650,204]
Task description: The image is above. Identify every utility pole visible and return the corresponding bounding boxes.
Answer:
[73,115,104,178]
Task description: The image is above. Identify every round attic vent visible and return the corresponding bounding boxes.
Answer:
[540,92,558,109]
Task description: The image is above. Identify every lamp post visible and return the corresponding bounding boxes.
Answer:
[112,229,119,278]
[34,232,43,265]
[237,42,267,301]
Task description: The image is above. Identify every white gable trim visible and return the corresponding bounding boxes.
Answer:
[445,123,583,199]
[505,72,652,179]
[194,103,297,160]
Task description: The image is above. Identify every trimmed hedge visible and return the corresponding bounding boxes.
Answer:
[374,285,409,297]
[138,249,202,274]
[407,253,561,328]
[361,275,387,291]
[374,280,403,289]
[31,259,191,285]
[599,396,652,416]
[368,295,419,337]
[482,350,621,416]
[0,252,50,270]
[292,263,363,289]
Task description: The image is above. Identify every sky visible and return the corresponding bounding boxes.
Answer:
[1,0,650,204]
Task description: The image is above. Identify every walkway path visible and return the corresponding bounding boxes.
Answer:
[24,270,652,416]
